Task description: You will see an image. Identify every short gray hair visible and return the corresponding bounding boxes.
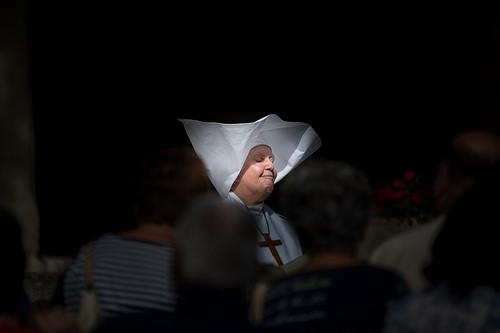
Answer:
[279,159,375,253]
[174,194,258,288]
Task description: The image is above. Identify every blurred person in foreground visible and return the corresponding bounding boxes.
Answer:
[95,194,261,332]
[63,147,211,328]
[250,159,408,332]
[174,194,261,332]
[382,166,500,332]
[370,130,500,291]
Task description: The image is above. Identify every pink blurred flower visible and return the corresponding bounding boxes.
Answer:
[404,171,416,181]
[411,192,422,204]
[371,171,435,223]
[411,189,432,204]
[394,190,407,200]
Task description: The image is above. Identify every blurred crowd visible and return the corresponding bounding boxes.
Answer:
[2,129,500,333]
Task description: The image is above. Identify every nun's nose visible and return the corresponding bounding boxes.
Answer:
[265,158,275,171]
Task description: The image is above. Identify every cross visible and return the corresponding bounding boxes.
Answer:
[258,233,284,266]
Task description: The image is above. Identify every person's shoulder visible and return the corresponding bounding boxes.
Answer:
[262,269,330,301]
[95,232,124,242]
[370,216,445,259]
[357,263,407,280]
[78,233,119,249]
[93,233,175,255]
[385,217,444,246]
[355,264,410,294]
[302,264,410,294]
[66,234,117,269]
[266,268,327,288]
[312,264,407,281]
[270,265,408,294]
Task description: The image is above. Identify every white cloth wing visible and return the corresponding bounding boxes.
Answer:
[179,114,321,198]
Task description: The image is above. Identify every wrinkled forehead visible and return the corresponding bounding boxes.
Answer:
[246,145,273,158]
[249,144,272,154]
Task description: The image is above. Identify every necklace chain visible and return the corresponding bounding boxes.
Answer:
[253,206,271,236]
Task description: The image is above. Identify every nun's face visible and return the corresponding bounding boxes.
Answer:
[232,145,277,205]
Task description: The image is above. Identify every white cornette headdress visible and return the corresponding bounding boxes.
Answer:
[179,114,322,198]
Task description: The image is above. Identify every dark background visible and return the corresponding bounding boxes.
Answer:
[26,4,499,255]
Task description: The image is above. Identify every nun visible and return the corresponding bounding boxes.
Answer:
[179,114,321,267]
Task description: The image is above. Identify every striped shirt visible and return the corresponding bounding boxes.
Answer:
[64,233,177,318]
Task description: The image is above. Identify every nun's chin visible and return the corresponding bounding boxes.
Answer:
[262,184,274,194]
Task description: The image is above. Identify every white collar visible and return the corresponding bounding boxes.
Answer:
[226,191,264,216]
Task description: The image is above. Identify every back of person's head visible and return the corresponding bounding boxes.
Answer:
[134,146,212,225]
[443,130,500,181]
[279,159,375,254]
[435,131,500,213]
[0,205,26,314]
[174,194,258,289]
[425,165,500,296]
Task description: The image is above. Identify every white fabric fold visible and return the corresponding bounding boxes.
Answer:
[179,114,322,198]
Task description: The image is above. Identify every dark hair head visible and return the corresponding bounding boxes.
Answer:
[134,147,212,225]
[279,159,375,254]
[425,166,500,296]
[0,205,25,313]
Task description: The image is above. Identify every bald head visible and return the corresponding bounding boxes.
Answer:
[434,130,500,214]
[452,131,500,165]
